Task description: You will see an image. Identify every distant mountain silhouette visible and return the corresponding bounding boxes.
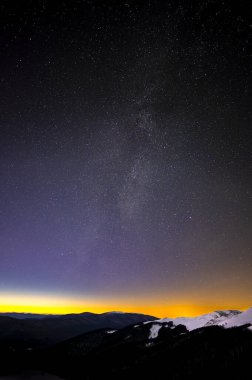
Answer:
[0,313,60,319]
[0,311,156,350]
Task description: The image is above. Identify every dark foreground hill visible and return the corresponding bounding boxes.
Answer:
[44,322,252,380]
[1,320,252,380]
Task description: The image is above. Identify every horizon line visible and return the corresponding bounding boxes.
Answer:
[0,307,250,319]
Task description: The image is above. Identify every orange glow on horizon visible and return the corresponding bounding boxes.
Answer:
[0,292,250,318]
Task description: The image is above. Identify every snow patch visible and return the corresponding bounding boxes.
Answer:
[149,324,162,339]
[107,330,116,334]
[145,342,154,347]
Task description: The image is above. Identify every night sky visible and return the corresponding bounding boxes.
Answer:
[0,1,251,317]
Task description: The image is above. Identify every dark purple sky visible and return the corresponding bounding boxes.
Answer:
[0,1,251,315]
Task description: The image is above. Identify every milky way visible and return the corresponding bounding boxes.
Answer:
[0,1,251,316]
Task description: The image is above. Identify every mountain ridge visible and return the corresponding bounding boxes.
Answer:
[144,308,251,332]
[0,311,157,349]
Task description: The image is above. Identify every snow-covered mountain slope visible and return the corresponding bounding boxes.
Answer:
[155,310,240,331]
[219,307,252,328]
[145,308,252,332]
